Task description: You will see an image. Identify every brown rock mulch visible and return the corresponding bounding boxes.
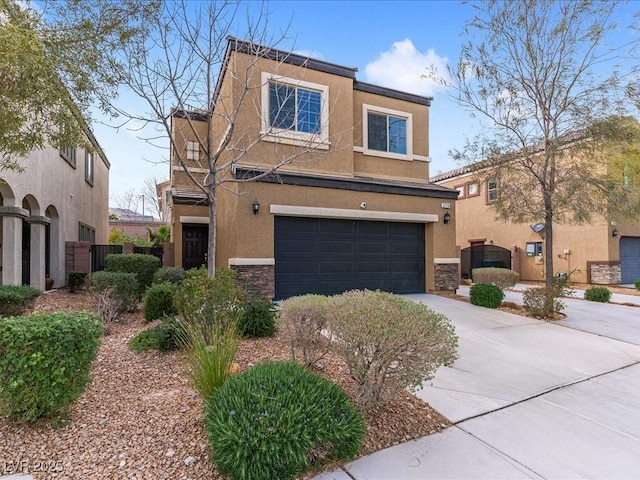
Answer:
[0,289,450,479]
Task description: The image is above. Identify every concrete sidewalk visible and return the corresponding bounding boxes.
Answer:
[315,293,640,479]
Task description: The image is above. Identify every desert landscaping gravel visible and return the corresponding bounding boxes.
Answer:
[0,290,449,479]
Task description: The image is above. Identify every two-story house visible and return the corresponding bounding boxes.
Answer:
[0,128,109,290]
[432,164,640,286]
[167,38,459,299]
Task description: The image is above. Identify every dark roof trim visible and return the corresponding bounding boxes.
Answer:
[228,37,358,79]
[235,168,459,199]
[171,108,209,122]
[170,187,209,206]
[354,81,433,106]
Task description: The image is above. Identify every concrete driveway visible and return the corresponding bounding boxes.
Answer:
[316,292,640,480]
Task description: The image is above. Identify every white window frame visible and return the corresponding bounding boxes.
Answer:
[186,140,200,161]
[363,104,413,161]
[487,178,498,202]
[261,72,330,149]
[85,150,94,185]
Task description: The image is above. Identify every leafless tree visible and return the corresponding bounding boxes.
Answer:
[439,0,640,311]
[115,0,336,276]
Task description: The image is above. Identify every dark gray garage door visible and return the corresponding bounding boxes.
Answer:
[620,236,640,284]
[274,216,425,299]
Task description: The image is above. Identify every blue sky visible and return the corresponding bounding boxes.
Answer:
[96,0,638,209]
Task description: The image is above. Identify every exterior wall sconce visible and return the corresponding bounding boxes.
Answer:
[612,228,619,238]
[443,212,451,224]
[252,198,260,215]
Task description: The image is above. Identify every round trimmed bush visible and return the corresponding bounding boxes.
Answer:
[635,280,640,291]
[144,283,177,322]
[238,299,277,338]
[153,267,186,285]
[206,361,365,480]
[584,286,611,303]
[470,283,504,308]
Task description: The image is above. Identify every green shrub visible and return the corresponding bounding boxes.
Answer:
[174,267,245,330]
[153,266,186,285]
[67,271,88,293]
[471,267,519,289]
[104,253,160,295]
[0,285,41,317]
[238,298,277,338]
[634,279,640,291]
[280,294,332,367]
[129,317,184,353]
[584,286,611,303]
[206,361,365,480]
[89,271,138,314]
[0,311,102,421]
[329,290,458,412]
[144,283,177,322]
[469,283,504,308]
[523,286,566,318]
[180,320,239,399]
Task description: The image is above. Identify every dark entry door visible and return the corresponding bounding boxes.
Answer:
[274,216,425,299]
[183,225,208,269]
[22,220,30,285]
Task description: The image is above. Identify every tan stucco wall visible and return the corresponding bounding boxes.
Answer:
[218,181,456,291]
[437,174,624,283]
[0,142,109,288]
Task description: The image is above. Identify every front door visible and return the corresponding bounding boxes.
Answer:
[182,225,208,269]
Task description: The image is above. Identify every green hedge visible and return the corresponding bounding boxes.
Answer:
[144,283,177,322]
[238,298,277,338]
[0,311,103,421]
[89,271,138,313]
[153,267,186,285]
[105,253,160,295]
[469,283,504,308]
[129,317,184,353]
[67,271,88,293]
[0,285,41,317]
[471,267,519,289]
[584,287,611,303]
[206,361,365,480]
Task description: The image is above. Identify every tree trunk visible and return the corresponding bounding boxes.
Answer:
[543,210,555,317]
[207,186,217,279]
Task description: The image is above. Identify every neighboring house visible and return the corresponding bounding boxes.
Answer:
[108,207,166,241]
[0,128,109,290]
[167,38,459,299]
[432,165,640,285]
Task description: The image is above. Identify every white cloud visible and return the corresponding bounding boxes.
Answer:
[364,39,450,97]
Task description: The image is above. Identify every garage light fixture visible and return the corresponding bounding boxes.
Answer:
[252,198,260,215]
[612,228,619,237]
[443,212,451,224]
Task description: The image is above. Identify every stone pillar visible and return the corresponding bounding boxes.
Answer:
[27,216,50,291]
[0,206,28,286]
[228,259,275,299]
[434,263,459,291]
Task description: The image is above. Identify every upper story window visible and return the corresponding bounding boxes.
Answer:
[186,141,200,161]
[60,145,76,168]
[261,73,329,149]
[487,178,498,202]
[467,181,479,197]
[454,185,465,199]
[85,151,94,185]
[362,104,413,160]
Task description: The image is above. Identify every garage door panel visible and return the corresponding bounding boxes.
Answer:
[620,237,640,284]
[318,240,354,254]
[275,217,425,299]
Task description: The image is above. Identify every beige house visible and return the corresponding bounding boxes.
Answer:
[432,165,640,285]
[167,38,459,299]
[0,128,109,290]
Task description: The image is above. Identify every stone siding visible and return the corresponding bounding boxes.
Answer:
[587,261,621,284]
[231,264,275,299]
[434,263,459,291]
